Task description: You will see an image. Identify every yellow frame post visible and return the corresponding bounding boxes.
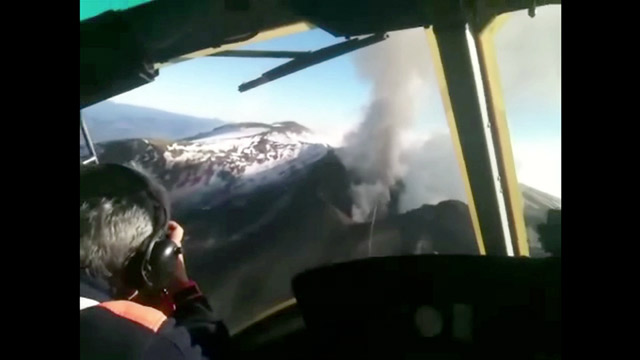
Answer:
[472,14,529,256]
[425,28,486,255]
[425,16,516,256]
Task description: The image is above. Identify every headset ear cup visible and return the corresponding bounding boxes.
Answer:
[145,238,181,290]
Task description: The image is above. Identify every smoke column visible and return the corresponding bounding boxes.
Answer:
[340,28,431,221]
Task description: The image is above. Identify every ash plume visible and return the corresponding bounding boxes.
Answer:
[339,28,431,221]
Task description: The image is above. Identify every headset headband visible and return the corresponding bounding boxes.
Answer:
[80,163,170,235]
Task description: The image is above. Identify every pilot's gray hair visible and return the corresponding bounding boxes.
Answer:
[79,162,170,284]
[80,198,154,281]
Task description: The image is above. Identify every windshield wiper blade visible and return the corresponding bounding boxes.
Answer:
[230,33,388,92]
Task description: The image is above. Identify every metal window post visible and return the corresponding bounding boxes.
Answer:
[472,14,530,257]
[80,112,99,165]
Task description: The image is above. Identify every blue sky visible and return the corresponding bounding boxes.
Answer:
[109,7,561,197]
[110,28,448,141]
[110,29,364,122]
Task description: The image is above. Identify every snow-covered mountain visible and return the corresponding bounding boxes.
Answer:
[96,121,333,209]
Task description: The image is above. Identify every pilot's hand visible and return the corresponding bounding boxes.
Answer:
[167,221,191,294]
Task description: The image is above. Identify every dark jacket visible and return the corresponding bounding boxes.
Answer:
[80,272,230,360]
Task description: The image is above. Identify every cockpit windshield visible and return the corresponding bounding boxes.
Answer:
[80,4,560,331]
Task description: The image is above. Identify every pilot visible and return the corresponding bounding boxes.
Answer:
[80,163,229,359]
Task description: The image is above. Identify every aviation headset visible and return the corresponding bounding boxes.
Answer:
[80,163,182,293]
